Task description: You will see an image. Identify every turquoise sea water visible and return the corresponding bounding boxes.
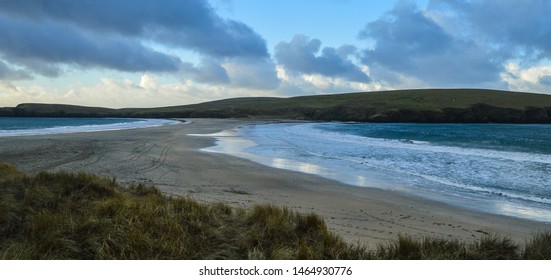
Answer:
[237,123,551,222]
[0,117,179,137]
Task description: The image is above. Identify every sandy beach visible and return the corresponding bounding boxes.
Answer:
[0,118,548,248]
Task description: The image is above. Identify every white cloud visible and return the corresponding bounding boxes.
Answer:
[1,73,283,108]
[275,65,290,82]
[0,82,60,105]
[501,62,551,93]
[273,64,381,96]
[63,77,209,108]
[139,74,159,90]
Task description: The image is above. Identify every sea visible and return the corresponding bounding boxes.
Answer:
[207,122,551,223]
[0,117,180,137]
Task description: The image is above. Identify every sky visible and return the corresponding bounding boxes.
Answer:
[1,0,551,108]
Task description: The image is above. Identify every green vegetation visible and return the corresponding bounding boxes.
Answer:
[10,103,117,117]
[1,164,550,260]
[0,164,366,259]
[5,89,551,123]
[372,235,520,260]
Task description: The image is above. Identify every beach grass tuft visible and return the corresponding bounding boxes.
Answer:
[522,231,551,259]
[1,164,550,260]
[371,235,466,260]
[369,235,524,260]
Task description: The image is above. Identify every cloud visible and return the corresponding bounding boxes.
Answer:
[12,58,63,78]
[0,74,282,108]
[501,63,551,93]
[223,57,281,90]
[275,35,370,83]
[0,81,58,105]
[273,65,382,97]
[0,0,268,59]
[0,13,182,74]
[359,0,503,86]
[180,58,230,84]
[139,74,159,90]
[433,0,551,59]
[0,60,31,80]
[0,0,274,89]
[179,56,280,90]
[0,76,206,108]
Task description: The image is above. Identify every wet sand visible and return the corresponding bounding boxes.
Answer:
[0,118,548,248]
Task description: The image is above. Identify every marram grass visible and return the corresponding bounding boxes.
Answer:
[0,164,550,260]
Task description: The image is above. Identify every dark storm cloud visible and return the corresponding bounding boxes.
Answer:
[0,0,272,83]
[433,0,551,58]
[359,0,503,86]
[0,0,268,59]
[0,14,182,73]
[275,35,370,83]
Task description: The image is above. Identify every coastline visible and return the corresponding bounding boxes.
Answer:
[1,118,548,248]
[206,122,551,224]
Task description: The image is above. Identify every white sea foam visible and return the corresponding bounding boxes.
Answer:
[283,123,551,164]
[233,122,551,223]
[0,118,180,137]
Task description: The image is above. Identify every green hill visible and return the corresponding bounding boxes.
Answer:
[11,103,118,117]
[5,89,551,123]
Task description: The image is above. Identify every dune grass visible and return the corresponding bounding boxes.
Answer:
[1,163,550,260]
[0,164,366,259]
[369,234,521,260]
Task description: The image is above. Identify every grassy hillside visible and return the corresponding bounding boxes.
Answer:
[121,89,551,122]
[12,103,118,117]
[1,164,551,260]
[4,89,551,122]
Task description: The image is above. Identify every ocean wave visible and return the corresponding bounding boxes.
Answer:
[0,118,180,137]
[283,123,551,165]
[238,122,551,221]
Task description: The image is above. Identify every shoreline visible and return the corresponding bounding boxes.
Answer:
[1,118,549,247]
[203,122,551,224]
[0,117,181,137]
